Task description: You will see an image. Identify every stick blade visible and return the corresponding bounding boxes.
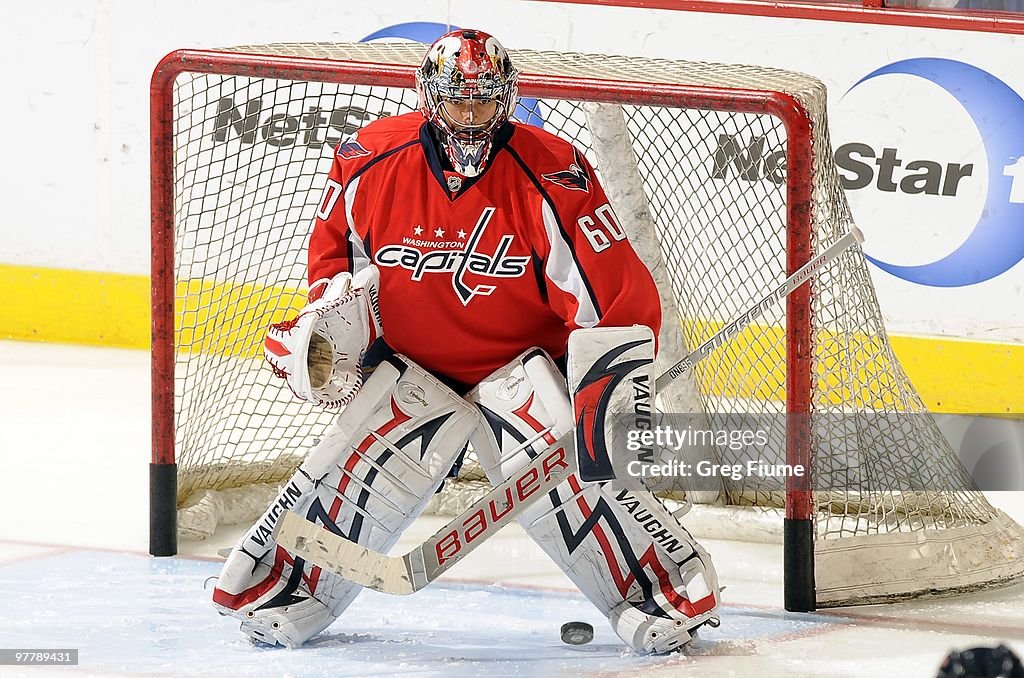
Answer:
[274,511,418,595]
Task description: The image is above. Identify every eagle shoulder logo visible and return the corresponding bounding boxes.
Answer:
[542,149,591,193]
[337,134,371,160]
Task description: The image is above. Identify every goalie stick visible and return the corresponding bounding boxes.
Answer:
[275,227,864,595]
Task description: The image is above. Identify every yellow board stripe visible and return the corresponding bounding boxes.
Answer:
[175,278,306,360]
[888,334,1023,414]
[0,265,151,348]
[1,264,1021,414]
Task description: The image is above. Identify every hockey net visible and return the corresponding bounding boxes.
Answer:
[150,42,1024,607]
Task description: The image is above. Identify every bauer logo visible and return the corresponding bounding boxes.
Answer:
[835,58,1024,287]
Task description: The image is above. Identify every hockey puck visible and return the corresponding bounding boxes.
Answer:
[560,621,594,645]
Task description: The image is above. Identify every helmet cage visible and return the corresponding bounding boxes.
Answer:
[416,31,519,177]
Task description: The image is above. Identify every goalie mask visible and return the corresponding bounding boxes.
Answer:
[416,29,519,177]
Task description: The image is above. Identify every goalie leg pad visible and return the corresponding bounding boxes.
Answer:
[567,325,656,482]
[212,355,478,647]
[468,343,720,654]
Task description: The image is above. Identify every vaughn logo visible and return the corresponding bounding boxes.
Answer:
[374,207,530,305]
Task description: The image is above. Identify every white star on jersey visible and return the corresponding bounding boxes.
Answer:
[435,228,445,238]
[457,229,467,239]
[413,225,423,236]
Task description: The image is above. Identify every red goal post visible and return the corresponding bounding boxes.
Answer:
[149,43,1024,613]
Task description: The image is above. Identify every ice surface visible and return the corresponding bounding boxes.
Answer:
[1,340,1022,677]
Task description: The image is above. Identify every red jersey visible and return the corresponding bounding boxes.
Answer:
[308,112,661,387]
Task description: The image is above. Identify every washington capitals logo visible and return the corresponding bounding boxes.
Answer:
[573,339,652,482]
[374,207,530,305]
[337,135,371,160]
[542,150,591,193]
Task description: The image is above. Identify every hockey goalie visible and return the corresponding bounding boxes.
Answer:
[211,28,720,654]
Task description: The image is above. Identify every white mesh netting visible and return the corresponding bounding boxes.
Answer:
[156,43,1024,606]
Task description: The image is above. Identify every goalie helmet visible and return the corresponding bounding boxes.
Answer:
[416,29,519,177]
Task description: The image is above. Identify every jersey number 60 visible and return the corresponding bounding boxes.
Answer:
[578,203,626,253]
